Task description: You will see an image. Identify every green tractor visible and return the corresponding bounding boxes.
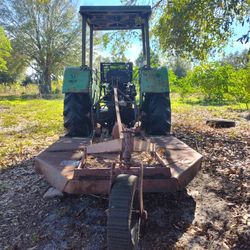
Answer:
[62,5,171,138]
[35,5,202,250]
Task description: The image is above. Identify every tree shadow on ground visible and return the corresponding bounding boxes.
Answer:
[0,94,40,100]
[1,156,197,250]
[182,98,238,107]
[0,94,63,101]
[141,191,196,250]
[174,127,249,249]
[206,166,249,249]
[0,156,109,250]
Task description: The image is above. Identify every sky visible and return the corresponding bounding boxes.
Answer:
[79,0,250,63]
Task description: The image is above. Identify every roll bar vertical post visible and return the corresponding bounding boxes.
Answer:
[82,15,87,67]
[144,19,150,68]
[89,25,93,69]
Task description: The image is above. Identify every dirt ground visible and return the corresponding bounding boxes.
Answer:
[0,107,249,250]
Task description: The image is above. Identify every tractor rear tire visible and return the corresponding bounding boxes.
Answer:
[107,174,140,250]
[63,93,92,137]
[142,93,171,135]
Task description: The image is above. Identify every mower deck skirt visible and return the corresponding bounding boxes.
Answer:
[35,136,202,194]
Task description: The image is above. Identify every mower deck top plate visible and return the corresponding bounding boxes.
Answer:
[35,136,202,194]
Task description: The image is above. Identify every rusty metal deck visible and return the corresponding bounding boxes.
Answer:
[35,136,202,194]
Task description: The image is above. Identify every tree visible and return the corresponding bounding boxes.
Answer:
[154,0,250,60]
[221,49,249,69]
[0,26,11,71]
[167,56,192,78]
[0,39,28,84]
[135,50,160,67]
[0,0,81,93]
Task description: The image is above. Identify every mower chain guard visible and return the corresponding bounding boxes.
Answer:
[62,67,91,93]
[140,67,169,93]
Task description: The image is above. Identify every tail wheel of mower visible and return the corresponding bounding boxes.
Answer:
[107,174,141,250]
[142,93,171,135]
[63,93,92,137]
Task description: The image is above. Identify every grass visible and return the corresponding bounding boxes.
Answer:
[170,96,249,147]
[0,97,63,169]
[0,94,248,170]
[172,95,248,119]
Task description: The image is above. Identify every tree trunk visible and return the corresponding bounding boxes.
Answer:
[44,65,51,93]
[39,65,51,94]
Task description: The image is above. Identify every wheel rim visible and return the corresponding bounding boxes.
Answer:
[131,213,140,246]
[130,190,141,247]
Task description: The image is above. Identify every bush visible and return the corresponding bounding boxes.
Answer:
[0,82,39,96]
[51,80,62,94]
[227,66,250,109]
[170,62,250,108]
[192,63,232,101]
[169,69,198,98]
